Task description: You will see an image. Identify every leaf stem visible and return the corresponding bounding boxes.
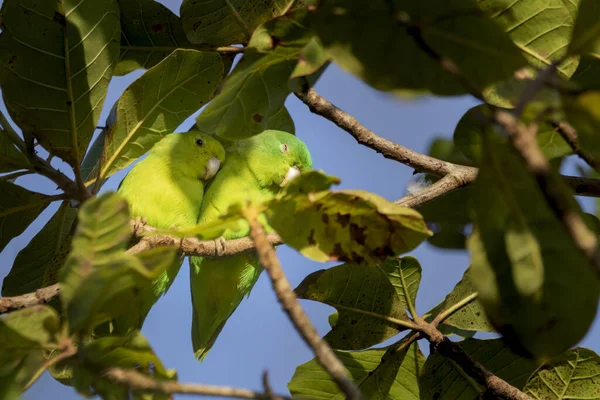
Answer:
[24,342,77,390]
[432,293,479,327]
[0,110,27,153]
[330,303,419,331]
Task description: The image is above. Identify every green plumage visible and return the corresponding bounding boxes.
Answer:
[190,130,312,360]
[117,131,226,330]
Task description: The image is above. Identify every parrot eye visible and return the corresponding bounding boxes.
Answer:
[280,143,289,154]
[196,138,204,147]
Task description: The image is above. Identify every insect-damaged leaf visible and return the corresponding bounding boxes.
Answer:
[426,267,493,337]
[419,338,538,399]
[85,49,224,185]
[0,0,120,167]
[180,0,293,46]
[468,139,600,360]
[524,347,600,399]
[295,262,412,350]
[289,341,424,399]
[268,188,431,264]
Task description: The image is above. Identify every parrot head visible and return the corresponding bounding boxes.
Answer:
[236,130,312,188]
[152,131,226,181]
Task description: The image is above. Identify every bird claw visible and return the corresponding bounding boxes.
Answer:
[214,236,227,256]
[132,217,148,235]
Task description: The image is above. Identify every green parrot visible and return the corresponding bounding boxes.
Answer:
[190,130,312,360]
[116,131,226,330]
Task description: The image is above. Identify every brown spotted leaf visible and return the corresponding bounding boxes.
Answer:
[268,189,432,264]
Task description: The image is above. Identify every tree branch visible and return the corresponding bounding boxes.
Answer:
[296,88,600,208]
[417,320,534,400]
[105,368,291,399]
[551,120,600,173]
[243,207,364,400]
[0,227,282,315]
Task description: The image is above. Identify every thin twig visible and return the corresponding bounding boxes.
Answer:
[551,120,600,173]
[105,368,291,399]
[243,207,364,400]
[120,45,244,54]
[432,293,479,327]
[0,109,27,153]
[0,170,34,181]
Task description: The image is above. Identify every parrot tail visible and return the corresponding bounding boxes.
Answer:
[189,253,263,361]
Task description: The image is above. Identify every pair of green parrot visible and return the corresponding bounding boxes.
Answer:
[117,129,312,360]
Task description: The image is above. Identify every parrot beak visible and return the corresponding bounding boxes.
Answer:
[204,157,221,180]
[280,166,301,187]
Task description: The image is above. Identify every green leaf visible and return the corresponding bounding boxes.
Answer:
[524,347,600,399]
[378,257,421,309]
[290,37,329,79]
[0,181,55,253]
[0,0,120,167]
[85,49,224,185]
[280,170,341,195]
[568,0,600,56]
[427,267,493,336]
[116,0,196,76]
[571,55,600,90]
[478,0,578,78]
[419,338,538,399]
[295,263,410,350]
[73,332,175,399]
[313,0,527,96]
[563,91,600,161]
[60,193,176,332]
[268,189,431,264]
[0,306,61,366]
[3,201,76,296]
[467,139,600,359]
[195,10,314,139]
[0,131,30,173]
[180,0,293,46]
[289,342,424,400]
[454,105,571,165]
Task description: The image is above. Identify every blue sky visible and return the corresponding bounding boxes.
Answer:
[0,1,597,398]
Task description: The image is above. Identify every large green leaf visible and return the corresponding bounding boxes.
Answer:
[85,49,224,185]
[419,338,538,399]
[295,263,410,350]
[0,306,61,366]
[0,131,30,173]
[195,10,314,139]
[378,257,421,309]
[479,0,578,77]
[72,332,174,399]
[268,189,431,264]
[524,347,600,399]
[467,138,600,359]
[568,0,600,56]
[563,91,600,162]
[0,0,120,167]
[0,181,55,253]
[180,0,292,46]
[454,105,571,165]
[313,0,526,96]
[289,342,424,399]
[59,193,176,332]
[427,267,493,336]
[116,0,196,76]
[2,201,76,296]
